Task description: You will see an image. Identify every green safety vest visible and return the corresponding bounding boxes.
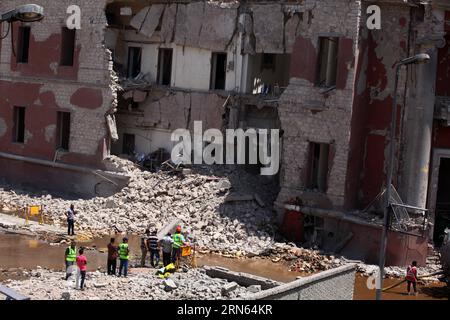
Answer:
[173,233,183,249]
[66,247,76,262]
[119,243,129,260]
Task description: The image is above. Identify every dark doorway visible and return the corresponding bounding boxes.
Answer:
[17,26,31,63]
[60,27,76,66]
[12,106,26,143]
[157,48,173,86]
[307,142,330,192]
[434,157,450,246]
[122,133,135,155]
[127,47,142,78]
[210,52,227,90]
[56,111,71,151]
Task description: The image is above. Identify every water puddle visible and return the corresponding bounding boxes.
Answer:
[353,274,449,300]
[0,232,447,300]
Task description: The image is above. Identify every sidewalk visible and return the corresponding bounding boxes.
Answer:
[0,212,66,236]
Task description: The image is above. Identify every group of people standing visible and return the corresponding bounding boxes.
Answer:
[140,225,188,268]
[63,201,189,290]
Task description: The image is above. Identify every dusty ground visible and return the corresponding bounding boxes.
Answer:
[3,267,252,300]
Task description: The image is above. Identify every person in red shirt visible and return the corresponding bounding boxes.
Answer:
[405,260,418,296]
[76,248,87,290]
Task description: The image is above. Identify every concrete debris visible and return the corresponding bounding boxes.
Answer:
[0,156,279,256]
[251,4,284,53]
[266,244,343,273]
[141,91,226,131]
[356,263,443,282]
[130,5,165,40]
[221,281,238,296]
[5,267,248,300]
[247,284,261,293]
[163,278,177,292]
[130,2,300,53]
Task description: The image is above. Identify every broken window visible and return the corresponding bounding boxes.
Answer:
[12,106,25,143]
[261,53,276,70]
[307,142,330,192]
[127,47,142,78]
[157,48,173,86]
[122,133,135,155]
[56,112,71,151]
[60,27,76,66]
[17,26,31,63]
[210,52,227,90]
[316,37,339,87]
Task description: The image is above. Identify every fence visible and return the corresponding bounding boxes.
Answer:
[245,264,356,300]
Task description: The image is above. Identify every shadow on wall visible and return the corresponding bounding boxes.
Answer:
[0,157,130,200]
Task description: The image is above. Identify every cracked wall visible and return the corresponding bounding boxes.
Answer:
[276,0,361,211]
[0,0,116,169]
[112,88,227,156]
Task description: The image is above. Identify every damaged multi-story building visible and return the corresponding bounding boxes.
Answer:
[0,0,449,266]
[0,0,127,196]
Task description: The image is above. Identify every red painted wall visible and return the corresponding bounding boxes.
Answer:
[0,23,106,170]
[436,34,450,97]
[10,23,80,80]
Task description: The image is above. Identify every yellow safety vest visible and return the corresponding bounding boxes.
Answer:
[173,233,183,249]
[119,243,129,260]
[66,247,76,262]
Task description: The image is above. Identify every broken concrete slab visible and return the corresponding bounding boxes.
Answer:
[254,194,265,207]
[130,5,165,39]
[164,278,178,292]
[247,284,262,293]
[198,3,237,51]
[204,266,281,290]
[174,2,204,48]
[284,13,302,53]
[251,4,284,53]
[221,281,238,296]
[160,4,177,44]
[157,218,181,240]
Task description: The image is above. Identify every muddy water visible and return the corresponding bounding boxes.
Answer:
[0,233,447,300]
[0,233,106,271]
[353,274,449,300]
[0,233,302,283]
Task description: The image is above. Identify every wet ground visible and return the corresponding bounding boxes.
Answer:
[0,232,448,300]
[353,274,449,300]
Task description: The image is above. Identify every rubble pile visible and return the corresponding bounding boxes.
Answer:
[357,263,443,282]
[0,156,279,255]
[4,267,252,300]
[263,243,343,273]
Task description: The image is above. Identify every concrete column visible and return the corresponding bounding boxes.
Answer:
[400,45,438,209]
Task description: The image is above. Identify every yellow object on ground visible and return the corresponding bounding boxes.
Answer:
[25,205,44,225]
[182,246,191,257]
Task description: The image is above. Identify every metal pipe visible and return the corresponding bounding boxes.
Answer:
[376,63,400,301]
[376,53,430,300]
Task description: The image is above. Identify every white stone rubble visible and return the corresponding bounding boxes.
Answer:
[5,267,252,300]
[0,156,279,256]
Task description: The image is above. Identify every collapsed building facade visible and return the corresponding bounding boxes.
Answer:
[0,0,449,266]
[0,0,126,197]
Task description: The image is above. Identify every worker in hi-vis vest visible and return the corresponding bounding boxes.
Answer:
[118,237,130,277]
[65,241,77,280]
[172,226,187,266]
